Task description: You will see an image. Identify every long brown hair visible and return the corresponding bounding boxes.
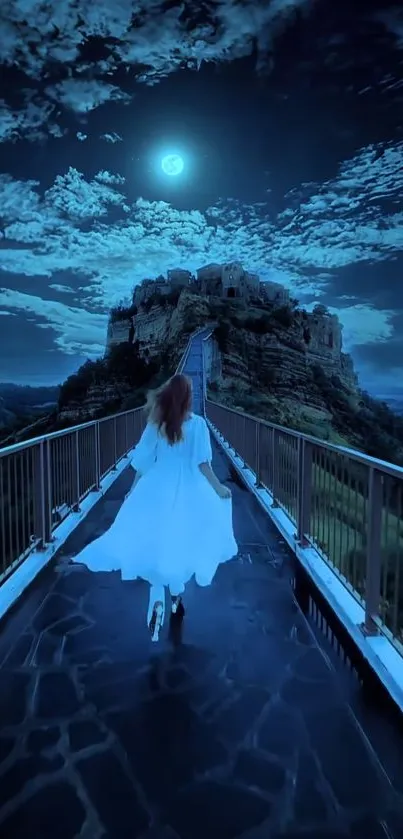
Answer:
[146,374,192,444]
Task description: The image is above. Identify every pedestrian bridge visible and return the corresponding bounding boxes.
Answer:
[0,328,403,838]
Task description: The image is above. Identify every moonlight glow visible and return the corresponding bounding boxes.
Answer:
[161,154,184,176]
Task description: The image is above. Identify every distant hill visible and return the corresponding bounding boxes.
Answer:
[0,383,59,436]
[383,397,403,417]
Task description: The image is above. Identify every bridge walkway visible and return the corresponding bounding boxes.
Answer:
[0,440,402,838]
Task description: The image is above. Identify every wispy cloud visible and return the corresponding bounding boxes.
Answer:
[0,138,402,362]
[46,79,131,114]
[0,289,107,357]
[49,284,75,294]
[100,133,123,144]
[1,0,314,142]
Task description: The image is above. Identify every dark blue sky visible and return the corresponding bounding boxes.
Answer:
[0,0,402,395]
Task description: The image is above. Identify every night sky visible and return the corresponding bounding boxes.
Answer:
[0,0,402,395]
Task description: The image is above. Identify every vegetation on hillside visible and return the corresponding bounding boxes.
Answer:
[140,288,182,313]
[0,383,59,415]
[0,384,60,444]
[211,302,403,467]
[4,285,402,470]
[109,302,137,321]
[311,366,403,464]
[58,341,170,414]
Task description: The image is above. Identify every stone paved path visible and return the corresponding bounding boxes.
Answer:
[0,443,402,838]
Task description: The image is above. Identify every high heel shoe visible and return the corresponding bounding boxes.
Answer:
[171,595,185,618]
[148,601,164,642]
[171,595,181,615]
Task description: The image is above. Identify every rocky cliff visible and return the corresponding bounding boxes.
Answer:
[26,279,401,465]
[102,290,359,443]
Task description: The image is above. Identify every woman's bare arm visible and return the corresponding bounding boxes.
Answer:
[199,462,231,498]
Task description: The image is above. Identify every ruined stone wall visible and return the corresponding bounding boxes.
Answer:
[245,271,260,295]
[133,278,173,308]
[306,310,342,358]
[106,317,133,352]
[260,281,290,305]
[167,268,193,286]
[198,264,222,296]
[222,261,244,294]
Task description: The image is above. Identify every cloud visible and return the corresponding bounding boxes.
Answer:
[374,7,403,49]
[0,288,107,358]
[327,305,394,349]
[46,79,131,114]
[0,167,128,244]
[49,284,75,294]
[100,133,123,144]
[354,337,403,372]
[1,0,313,141]
[76,132,87,141]
[0,97,64,143]
[0,135,402,365]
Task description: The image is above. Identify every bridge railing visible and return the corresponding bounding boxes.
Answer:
[206,399,403,652]
[0,408,146,582]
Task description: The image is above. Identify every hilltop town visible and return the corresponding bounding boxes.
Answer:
[107,261,357,391]
[132,262,289,307]
[5,260,403,466]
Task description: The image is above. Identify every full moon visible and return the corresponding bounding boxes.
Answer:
[161,154,184,176]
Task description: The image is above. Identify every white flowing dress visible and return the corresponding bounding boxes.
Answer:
[71,413,238,593]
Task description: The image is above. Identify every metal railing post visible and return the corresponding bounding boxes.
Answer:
[72,430,81,512]
[94,422,101,490]
[241,415,247,468]
[124,413,129,456]
[255,421,263,487]
[112,417,118,470]
[296,438,312,547]
[361,467,383,636]
[33,439,52,549]
[271,428,279,507]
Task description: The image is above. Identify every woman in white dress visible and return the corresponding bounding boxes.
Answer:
[72,373,238,642]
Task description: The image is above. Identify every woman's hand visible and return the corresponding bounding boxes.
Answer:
[216,483,232,499]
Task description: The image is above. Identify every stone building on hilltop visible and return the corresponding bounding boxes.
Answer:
[167,268,193,286]
[132,261,291,308]
[106,264,357,391]
[197,261,260,300]
[260,280,290,306]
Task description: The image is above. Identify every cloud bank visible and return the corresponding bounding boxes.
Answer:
[0,0,313,142]
[0,137,402,377]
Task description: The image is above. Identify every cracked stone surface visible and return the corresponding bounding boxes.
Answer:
[0,443,403,838]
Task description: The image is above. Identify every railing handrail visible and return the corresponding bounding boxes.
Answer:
[206,398,403,654]
[0,404,144,458]
[201,329,214,411]
[205,397,403,480]
[3,335,402,481]
[0,324,214,458]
